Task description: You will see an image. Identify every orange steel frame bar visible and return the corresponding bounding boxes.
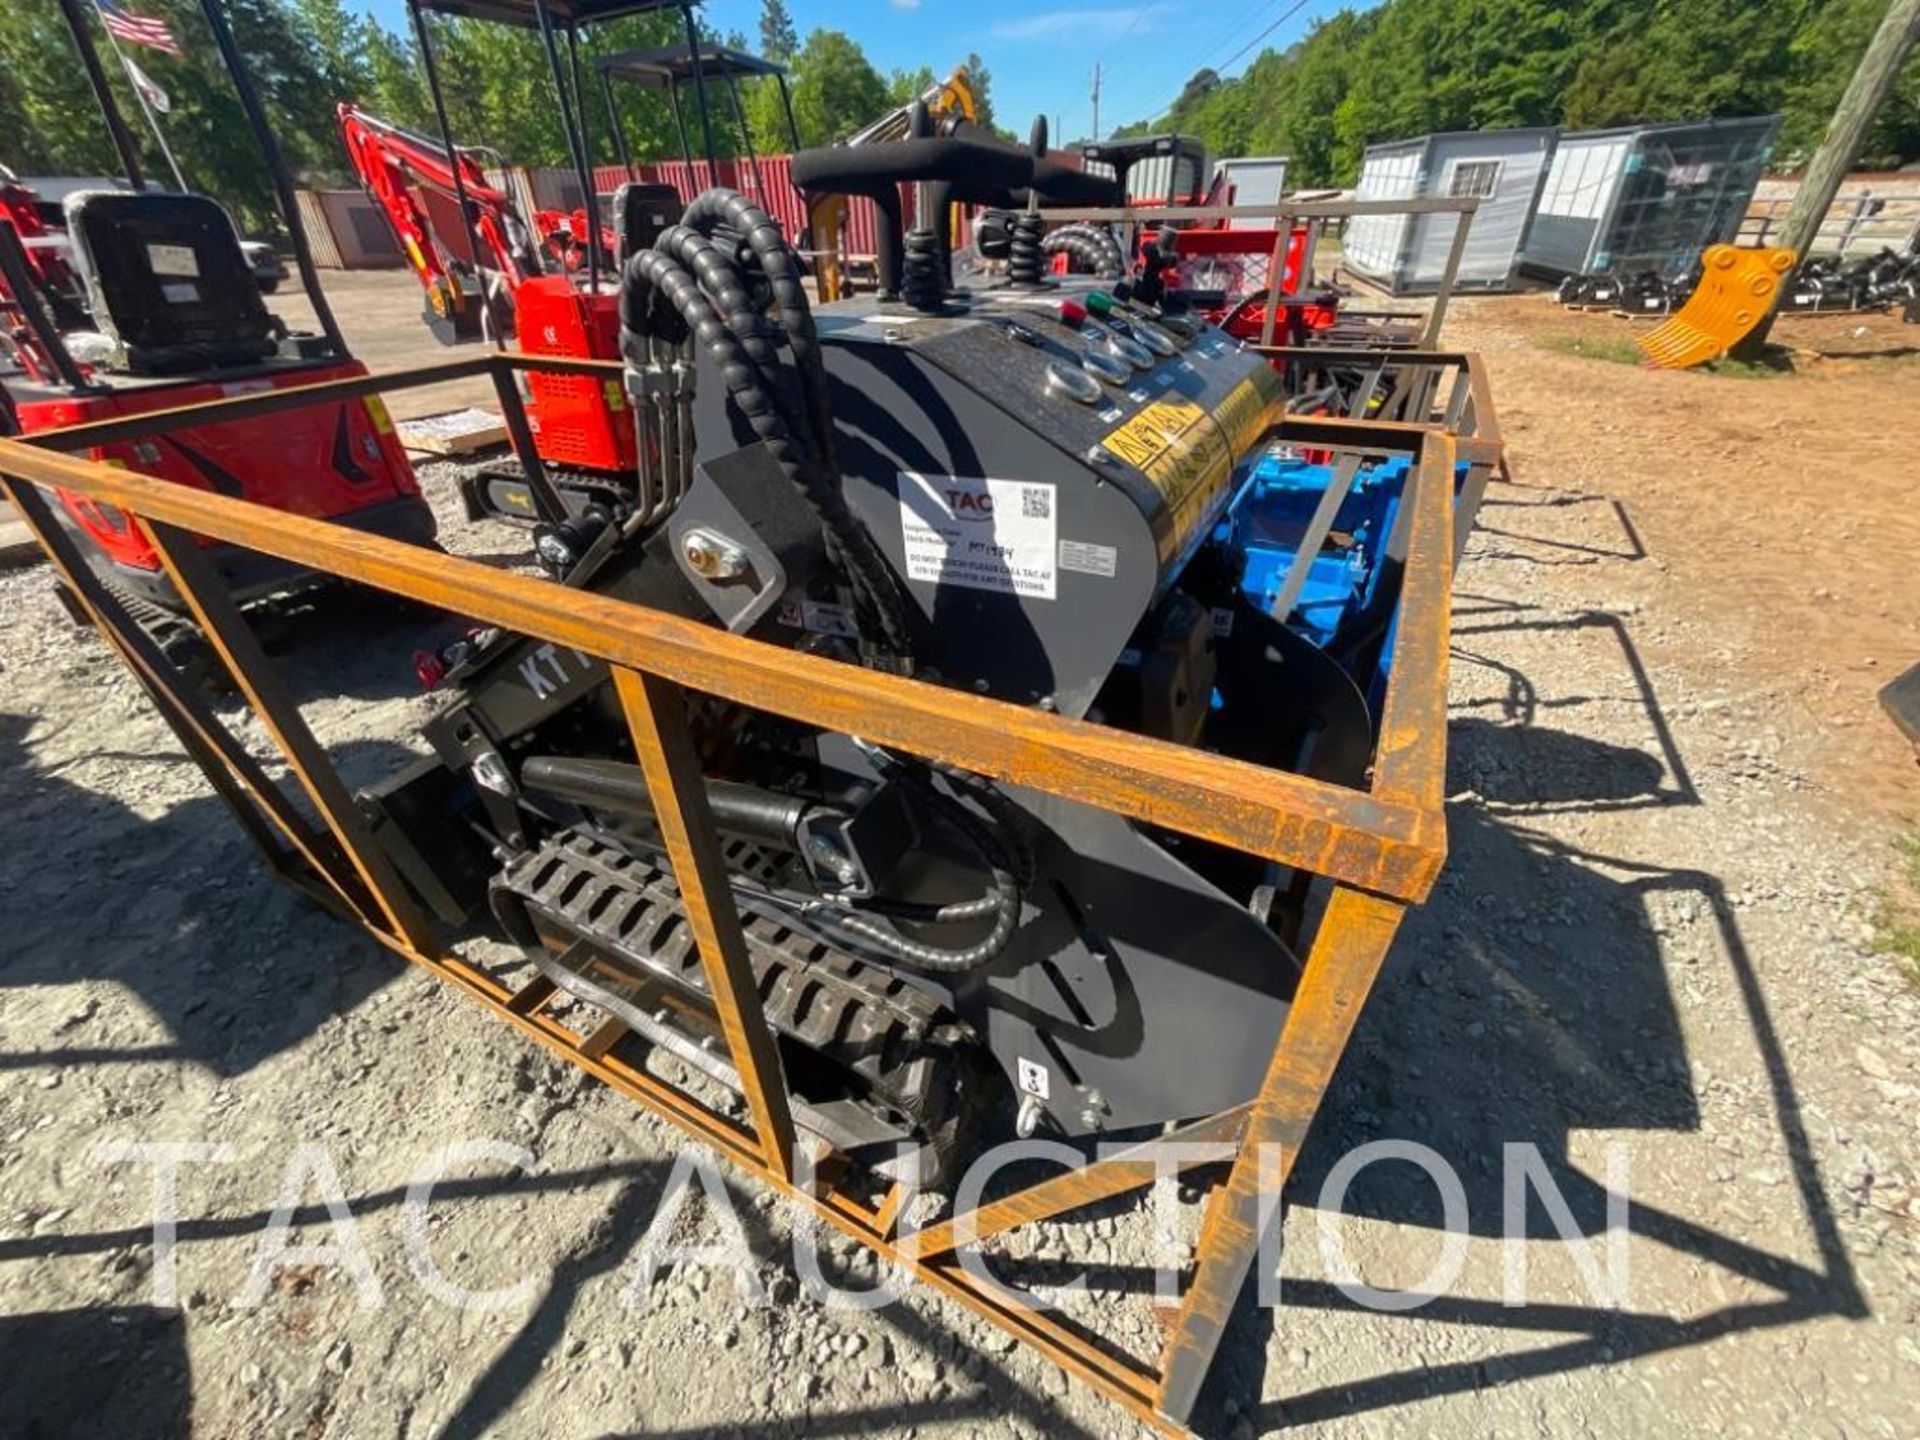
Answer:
[0,347,1494,1436]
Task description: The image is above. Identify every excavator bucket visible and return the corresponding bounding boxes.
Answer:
[1638,245,1796,369]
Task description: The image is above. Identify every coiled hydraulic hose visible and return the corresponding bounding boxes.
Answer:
[1042,226,1123,279]
[683,192,910,657]
[1069,224,1128,275]
[819,760,1031,973]
[619,189,911,658]
[618,189,1028,970]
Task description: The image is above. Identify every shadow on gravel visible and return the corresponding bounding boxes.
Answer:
[0,711,410,1079]
[435,1165,673,1440]
[1469,485,1647,565]
[0,495,1865,1437]
[1449,595,1696,812]
[602,1200,1109,1440]
[237,581,464,707]
[0,1304,191,1439]
[1189,595,1865,1437]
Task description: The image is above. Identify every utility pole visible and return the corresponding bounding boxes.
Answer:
[1091,62,1102,141]
[1745,0,1920,349]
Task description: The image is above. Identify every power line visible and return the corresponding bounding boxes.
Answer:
[1215,0,1314,75]
[1094,0,1276,129]
[1184,0,1296,89]
[1095,0,1164,74]
[1104,0,1317,131]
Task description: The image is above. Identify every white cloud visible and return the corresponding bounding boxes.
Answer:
[889,0,922,8]
[987,5,1167,40]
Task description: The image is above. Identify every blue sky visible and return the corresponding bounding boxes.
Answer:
[348,0,1352,144]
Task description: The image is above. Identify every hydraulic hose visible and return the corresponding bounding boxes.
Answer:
[1042,228,1123,279]
[681,192,910,650]
[1055,222,1125,275]
[522,748,1028,974]
[619,197,911,658]
[668,240,874,612]
[607,187,1033,973]
[655,224,811,464]
[814,753,1032,973]
[641,190,912,659]
[682,189,832,457]
[823,777,1024,973]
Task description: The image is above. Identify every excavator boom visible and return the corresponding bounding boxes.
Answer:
[338,102,537,343]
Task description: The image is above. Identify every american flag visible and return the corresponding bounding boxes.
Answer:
[95,0,183,58]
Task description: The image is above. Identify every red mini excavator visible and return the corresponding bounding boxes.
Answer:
[0,169,89,336]
[337,105,538,346]
[343,0,799,521]
[1,0,435,669]
[336,106,620,345]
[337,98,640,510]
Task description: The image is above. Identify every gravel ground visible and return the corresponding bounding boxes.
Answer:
[2,300,1918,1440]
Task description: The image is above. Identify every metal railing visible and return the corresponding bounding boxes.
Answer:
[1741,193,1920,259]
[1034,196,1480,347]
[0,343,1501,1436]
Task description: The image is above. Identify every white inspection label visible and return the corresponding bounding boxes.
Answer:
[898,471,1057,600]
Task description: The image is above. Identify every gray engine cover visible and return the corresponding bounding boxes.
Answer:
[687,284,1281,716]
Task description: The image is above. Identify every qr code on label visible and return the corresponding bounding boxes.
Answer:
[1021,486,1051,520]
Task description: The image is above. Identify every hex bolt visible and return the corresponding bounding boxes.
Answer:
[681,528,749,580]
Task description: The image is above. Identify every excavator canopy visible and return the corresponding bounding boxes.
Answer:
[411,0,689,24]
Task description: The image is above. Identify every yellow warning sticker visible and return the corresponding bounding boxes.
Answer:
[1214,372,1282,460]
[1101,397,1234,561]
[363,396,395,435]
[1101,398,1199,471]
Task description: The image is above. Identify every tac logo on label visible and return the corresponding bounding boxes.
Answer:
[898,472,1057,601]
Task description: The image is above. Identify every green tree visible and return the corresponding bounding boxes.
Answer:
[1099,0,1920,184]
[5,0,1913,219]
[362,23,430,132]
[0,2,121,179]
[1170,67,1222,123]
[963,51,1016,140]
[787,29,887,146]
[742,76,795,155]
[888,65,937,108]
[1782,0,1920,165]
[758,0,798,62]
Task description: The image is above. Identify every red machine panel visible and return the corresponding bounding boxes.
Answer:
[12,360,422,573]
[514,278,634,473]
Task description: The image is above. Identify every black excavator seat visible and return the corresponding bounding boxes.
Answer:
[613,182,683,262]
[62,190,277,376]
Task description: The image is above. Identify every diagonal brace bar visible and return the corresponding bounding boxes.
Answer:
[613,665,798,1182]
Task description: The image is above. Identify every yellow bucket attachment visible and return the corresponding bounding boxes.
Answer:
[1638,245,1796,369]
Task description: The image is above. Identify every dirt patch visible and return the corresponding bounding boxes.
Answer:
[1449,293,1920,835]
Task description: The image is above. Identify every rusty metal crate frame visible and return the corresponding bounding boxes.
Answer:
[0,344,1500,1436]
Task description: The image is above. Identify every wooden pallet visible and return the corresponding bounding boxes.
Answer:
[395,406,508,457]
